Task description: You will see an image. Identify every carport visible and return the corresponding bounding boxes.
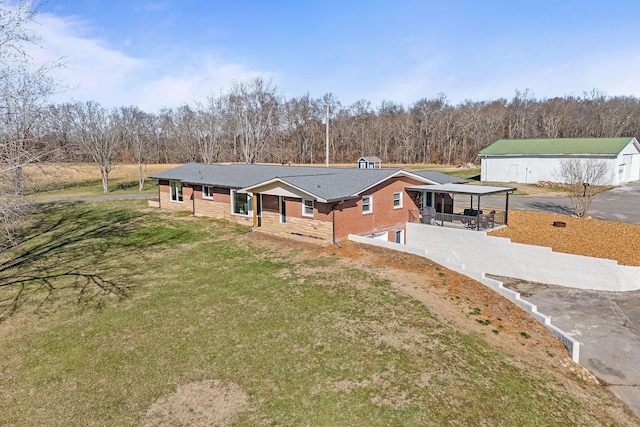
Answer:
[406,183,516,230]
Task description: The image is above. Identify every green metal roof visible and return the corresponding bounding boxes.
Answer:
[479,137,636,156]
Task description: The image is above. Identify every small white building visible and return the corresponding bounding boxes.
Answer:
[357,156,382,169]
[479,137,640,185]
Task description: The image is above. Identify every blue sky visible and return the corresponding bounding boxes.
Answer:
[25,0,640,111]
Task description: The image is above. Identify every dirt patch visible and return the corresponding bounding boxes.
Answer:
[142,380,249,427]
[489,210,640,266]
[248,231,569,372]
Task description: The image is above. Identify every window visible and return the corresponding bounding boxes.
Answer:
[203,186,214,199]
[231,190,251,216]
[170,181,183,202]
[362,195,372,214]
[393,192,402,208]
[302,199,314,217]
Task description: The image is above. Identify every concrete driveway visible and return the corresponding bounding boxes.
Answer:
[478,180,640,225]
[499,279,640,418]
[480,183,640,418]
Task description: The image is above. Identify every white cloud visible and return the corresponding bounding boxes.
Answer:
[368,47,640,107]
[135,59,270,110]
[22,12,271,112]
[367,56,452,106]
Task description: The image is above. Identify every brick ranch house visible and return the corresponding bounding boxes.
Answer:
[149,163,464,244]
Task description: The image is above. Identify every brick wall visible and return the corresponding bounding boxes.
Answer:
[192,186,253,226]
[333,176,422,242]
[259,195,333,240]
[158,180,194,212]
[159,176,426,243]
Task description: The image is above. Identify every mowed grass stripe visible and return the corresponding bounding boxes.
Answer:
[0,200,623,426]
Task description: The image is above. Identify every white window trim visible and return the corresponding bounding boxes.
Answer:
[203,185,214,200]
[302,199,314,217]
[362,195,373,214]
[393,191,403,209]
[170,180,183,203]
[231,190,252,217]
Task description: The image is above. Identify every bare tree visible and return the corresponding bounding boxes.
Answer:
[227,77,281,164]
[284,93,322,164]
[194,94,224,164]
[0,1,61,248]
[556,158,611,217]
[116,106,154,190]
[69,101,122,192]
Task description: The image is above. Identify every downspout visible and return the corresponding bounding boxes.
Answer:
[332,205,336,245]
[332,201,343,246]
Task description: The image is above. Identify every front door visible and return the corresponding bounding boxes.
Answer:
[279,196,286,223]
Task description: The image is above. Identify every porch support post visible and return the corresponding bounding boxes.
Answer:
[252,193,258,228]
[440,193,444,226]
[505,193,510,225]
[477,196,481,231]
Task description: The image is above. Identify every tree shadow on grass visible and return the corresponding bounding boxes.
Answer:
[0,202,188,321]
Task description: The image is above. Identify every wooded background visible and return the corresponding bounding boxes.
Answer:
[38,84,640,168]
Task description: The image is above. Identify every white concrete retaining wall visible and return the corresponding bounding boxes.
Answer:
[349,233,581,362]
[406,222,640,292]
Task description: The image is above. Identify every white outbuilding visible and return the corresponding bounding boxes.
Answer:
[479,137,640,185]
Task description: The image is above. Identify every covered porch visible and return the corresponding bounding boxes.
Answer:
[406,183,516,231]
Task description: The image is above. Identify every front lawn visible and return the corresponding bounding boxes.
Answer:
[0,200,634,426]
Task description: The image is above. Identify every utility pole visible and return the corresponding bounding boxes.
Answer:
[325,104,330,167]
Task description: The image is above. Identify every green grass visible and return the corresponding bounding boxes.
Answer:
[0,200,624,426]
[27,178,159,201]
[444,167,481,180]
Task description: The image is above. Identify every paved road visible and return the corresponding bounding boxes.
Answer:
[477,180,640,225]
[501,279,640,419]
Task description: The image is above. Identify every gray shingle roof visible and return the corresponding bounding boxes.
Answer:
[150,163,462,202]
[410,170,466,184]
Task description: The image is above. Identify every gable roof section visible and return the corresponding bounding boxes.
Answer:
[357,156,382,162]
[245,168,415,202]
[150,163,458,203]
[479,137,637,156]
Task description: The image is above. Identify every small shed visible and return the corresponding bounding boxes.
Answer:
[357,156,382,169]
[479,137,640,185]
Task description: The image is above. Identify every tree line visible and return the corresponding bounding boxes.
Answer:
[34,86,640,187]
[4,1,640,246]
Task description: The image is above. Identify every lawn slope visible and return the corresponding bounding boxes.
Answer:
[0,200,635,426]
